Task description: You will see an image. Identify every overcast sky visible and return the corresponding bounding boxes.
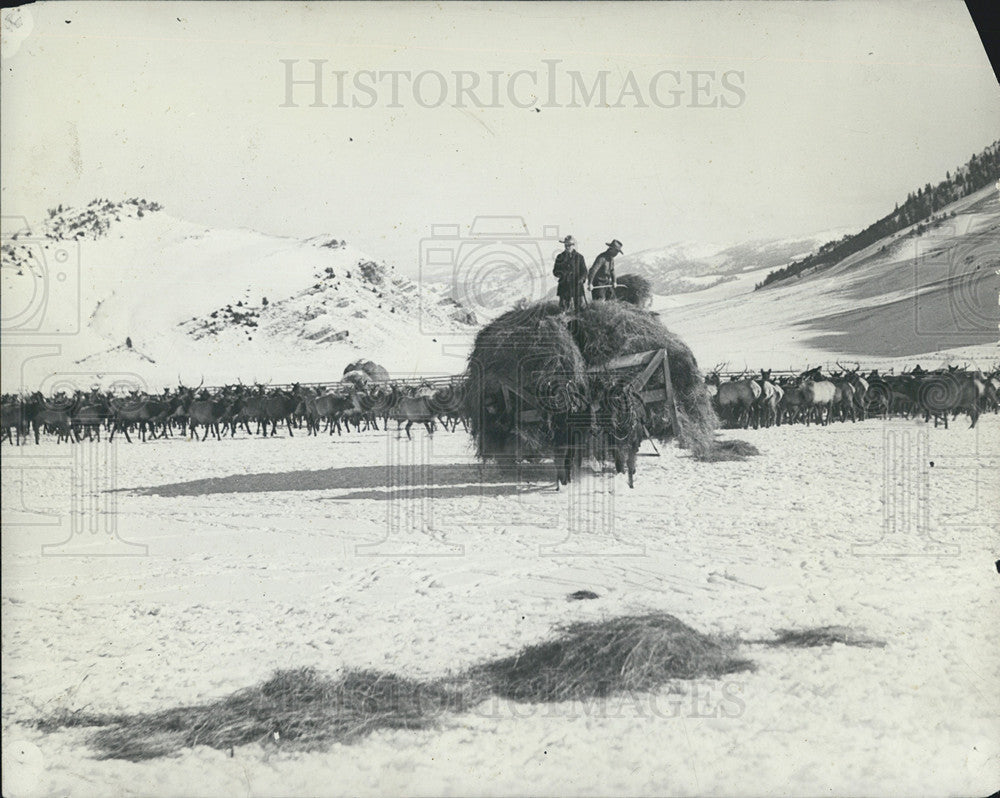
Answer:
[2,1,998,270]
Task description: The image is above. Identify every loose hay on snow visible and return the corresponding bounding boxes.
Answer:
[695,438,761,462]
[36,617,883,760]
[39,668,480,761]
[38,613,757,760]
[765,626,887,649]
[472,613,754,703]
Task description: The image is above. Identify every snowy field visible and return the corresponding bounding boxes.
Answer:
[3,414,999,796]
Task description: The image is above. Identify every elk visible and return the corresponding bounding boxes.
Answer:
[705,371,761,429]
[886,373,917,419]
[294,388,321,436]
[142,390,184,439]
[776,377,807,425]
[799,367,837,426]
[2,396,30,445]
[262,387,297,437]
[30,392,74,443]
[352,383,384,432]
[753,369,783,429]
[922,366,983,429]
[429,380,468,432]
[178,380,229,441]
[838,363,869,422]
[71,391,109,441]
[331,386,369,434]
[830,372,856,423]
[109,391,160,443]
[864,370,892,419]
[387,383,436,439]
[703,363,724,405]
[236,385,268,436]
[326,389,359,435]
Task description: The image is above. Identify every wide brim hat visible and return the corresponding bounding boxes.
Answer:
[560,235,577,245]
[606,239,623,252]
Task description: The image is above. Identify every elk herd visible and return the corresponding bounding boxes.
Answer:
[1,376,467,446]
[705,363,999,430]
[3,363,997,446]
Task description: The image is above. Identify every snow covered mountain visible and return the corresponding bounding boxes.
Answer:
[650,184,1000,367]
[3,189,995,395]
[1,200,477,390]
[614,231,856,295]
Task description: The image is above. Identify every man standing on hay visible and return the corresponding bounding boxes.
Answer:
[588,239,623,302]
[552,235,588,312]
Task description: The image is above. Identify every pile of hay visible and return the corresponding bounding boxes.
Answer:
[465,299,721,462]
[38,668,478,761]
[464,301,589,460]
[472,614,752,702]
[694,438,761,462]
[614,274,653,308]
[571,302,718,456]
[343,360,390,382]
[38,612,754,760]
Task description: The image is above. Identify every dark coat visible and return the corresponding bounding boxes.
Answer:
[553,249,587,296]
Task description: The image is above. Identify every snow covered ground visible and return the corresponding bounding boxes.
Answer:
[2,186,998,795]
[2,414,998,796]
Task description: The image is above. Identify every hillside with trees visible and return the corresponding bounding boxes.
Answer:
[756,140,1000,289]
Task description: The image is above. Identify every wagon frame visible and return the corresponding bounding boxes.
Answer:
[510,347,681,436]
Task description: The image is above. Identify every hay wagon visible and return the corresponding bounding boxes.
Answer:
[507,347,681,434]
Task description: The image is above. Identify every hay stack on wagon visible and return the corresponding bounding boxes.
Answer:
[613,273,653,308]
[463,299,720,470]
[464,301,588,460]
[570,301,718,456]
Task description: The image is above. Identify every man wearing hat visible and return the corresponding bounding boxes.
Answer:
[552,235,588,312]
[588,239,623,302]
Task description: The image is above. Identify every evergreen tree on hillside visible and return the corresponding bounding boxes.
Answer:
[757,139,1000,289]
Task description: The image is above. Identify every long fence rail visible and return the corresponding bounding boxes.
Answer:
[185,362,920,395]
[12,360,991,399]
